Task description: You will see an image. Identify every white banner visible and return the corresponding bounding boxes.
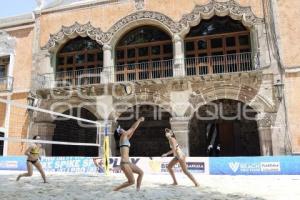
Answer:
[93,157,209,174]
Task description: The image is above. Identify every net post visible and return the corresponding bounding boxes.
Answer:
[103,122,110,175]
[97,124,102,157]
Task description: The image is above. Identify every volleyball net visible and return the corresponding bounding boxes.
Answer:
[0,97,110,173]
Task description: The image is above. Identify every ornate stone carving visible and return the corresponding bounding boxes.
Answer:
[42,22,105,51]
[179,0,263,28]
[102,11,183,43]
[134,0,144,10]
[171,81,188,91]
[102,44,112,51]
[256,112,274,128]
[188,93,206,109]
[42,1,263,51]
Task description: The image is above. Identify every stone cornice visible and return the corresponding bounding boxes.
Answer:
[0,13,35,30]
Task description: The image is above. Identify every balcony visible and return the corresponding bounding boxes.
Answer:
[185,52,255,75]
[0,76,13,92]
[36,67,108,90]
[36,52,259,90]
[115,59,174,82]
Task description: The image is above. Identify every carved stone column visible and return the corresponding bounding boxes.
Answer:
[102,44,114,83]
[173,34,185,77]
[32,50,54,90]
[256,113,273,156]
[30,122,56,156]
[170,117,190,156]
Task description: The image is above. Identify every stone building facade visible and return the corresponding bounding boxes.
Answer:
[0,0,299,157]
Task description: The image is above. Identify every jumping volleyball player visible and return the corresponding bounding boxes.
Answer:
[113,117,144,191]
[162,128,199,187]
[16,135,47,183]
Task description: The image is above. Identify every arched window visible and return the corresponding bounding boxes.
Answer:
[56,37,103,86]
[185,16,252,75]
[115,26,173,81]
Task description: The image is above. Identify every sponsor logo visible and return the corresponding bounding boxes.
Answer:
[41,157,96,173]
[187,162,205,172]
[229,162,240,173]
[260,162,281,172]
[228,161,281,173]
[90,158,140,173]
[161,162,182,173]
[229,162,261,173]
[161,161,205,173]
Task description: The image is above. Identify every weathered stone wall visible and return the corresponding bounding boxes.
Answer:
[277,0,300,68]
[36,71,280,156]
[7,28,34,91]
[275,0,300,154]
[7,93,30,155]
[285,72,300,153]
[0,27,34,155]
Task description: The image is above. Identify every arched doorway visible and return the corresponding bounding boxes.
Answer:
[184,16,252,75]
[56,37,103,86]
[52,108,98,156]
[115,26,173,81]
[189,99,260,156]
[117,104,171,156]
[0,132,4,155]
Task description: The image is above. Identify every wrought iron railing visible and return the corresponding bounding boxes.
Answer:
[0,76,13,92]
[36,67,111,89]
[115,59,174,82]
[185,52,254,75]
[35,52,258,89]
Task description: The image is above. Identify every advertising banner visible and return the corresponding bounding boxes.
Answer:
[0,156,27,171]
[92,157,209,174]
[40,157,97,173]
[1,156,299,175]
[209,156,300,175]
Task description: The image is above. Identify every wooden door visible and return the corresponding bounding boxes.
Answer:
[218,122,235,156]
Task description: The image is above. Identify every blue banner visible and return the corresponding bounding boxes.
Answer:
[209,156,300,175]
[0,156,27,171]
[0,156,98,173]
[1,156,300,175]
[40,157,97,173]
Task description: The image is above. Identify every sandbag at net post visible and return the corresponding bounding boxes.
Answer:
[102,122,110,175]
[0,98,102,157]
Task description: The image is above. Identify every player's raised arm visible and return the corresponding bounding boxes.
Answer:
[127,117,144,139]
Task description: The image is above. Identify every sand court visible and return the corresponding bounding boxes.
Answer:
[1,171,299,200]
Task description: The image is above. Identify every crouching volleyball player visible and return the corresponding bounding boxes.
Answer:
[113,117,144,191]
[16,135,47,183]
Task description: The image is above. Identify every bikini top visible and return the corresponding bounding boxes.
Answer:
[30,146,40,155]
[119,138,131,148]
